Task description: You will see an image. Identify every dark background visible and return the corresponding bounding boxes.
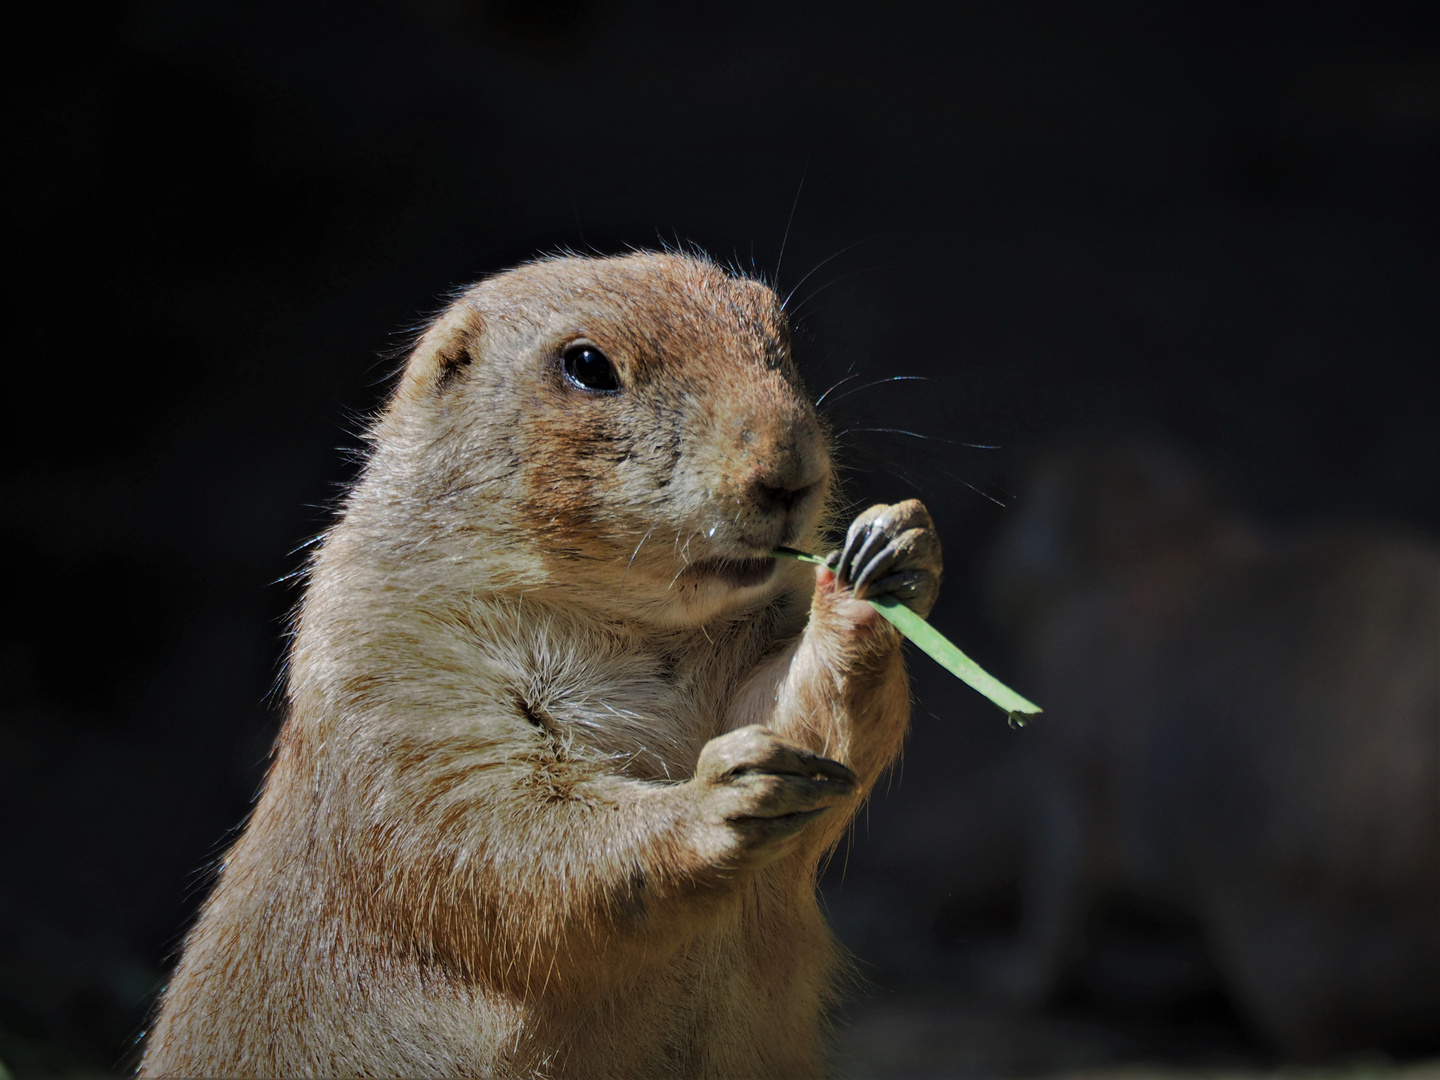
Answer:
[3,0,1437,1075]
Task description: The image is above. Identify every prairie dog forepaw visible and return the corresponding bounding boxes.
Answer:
[826,499,943,617]
[691,726,857,869]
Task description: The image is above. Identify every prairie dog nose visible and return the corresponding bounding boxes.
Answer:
[752,476,824,516]
[730,394,829,525]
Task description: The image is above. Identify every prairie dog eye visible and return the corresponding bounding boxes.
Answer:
[562,342,620,393]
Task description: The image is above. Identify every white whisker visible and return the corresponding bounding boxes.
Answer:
[820,375,934,409]
[788,264,890,318]
[837,427,998,449]
[815,371,863,406]
[774,160,808,285]
[782,238,876,310]
[618,524,657,598]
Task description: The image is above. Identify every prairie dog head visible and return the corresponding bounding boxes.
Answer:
[347,252,832,626]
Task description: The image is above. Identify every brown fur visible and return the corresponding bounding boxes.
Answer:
[986,439,1440,1057]
[139,253,939,1078]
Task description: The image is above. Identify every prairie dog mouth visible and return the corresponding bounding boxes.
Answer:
[677,555,777,589]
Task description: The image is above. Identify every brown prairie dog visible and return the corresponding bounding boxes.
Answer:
[140,252,943,1078]
[985,440,1439,1056]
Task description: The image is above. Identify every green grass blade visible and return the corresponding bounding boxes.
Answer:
[773,547,1042,724]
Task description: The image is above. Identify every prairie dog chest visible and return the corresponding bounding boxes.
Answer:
[488,606,762,780]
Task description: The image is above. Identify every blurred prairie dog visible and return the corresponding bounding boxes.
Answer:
[140,252,943,1078]
[987,439,1439,1057]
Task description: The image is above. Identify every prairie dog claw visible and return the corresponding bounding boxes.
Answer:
[692,726,857,868]
[827,499,943,617]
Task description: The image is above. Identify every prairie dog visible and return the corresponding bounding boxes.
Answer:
[986,439,1439,1056]
[140,252,943,1078]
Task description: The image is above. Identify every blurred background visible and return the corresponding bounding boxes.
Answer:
[3,1,1437,1076]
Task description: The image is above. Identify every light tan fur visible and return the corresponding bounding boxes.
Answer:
[140,252,942,1078]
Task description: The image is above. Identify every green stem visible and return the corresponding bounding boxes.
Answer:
[773,547,1041,725]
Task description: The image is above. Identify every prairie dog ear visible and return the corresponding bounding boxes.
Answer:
[396,303,484,401]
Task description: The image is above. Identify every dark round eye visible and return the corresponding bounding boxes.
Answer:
[561,342,620,393]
